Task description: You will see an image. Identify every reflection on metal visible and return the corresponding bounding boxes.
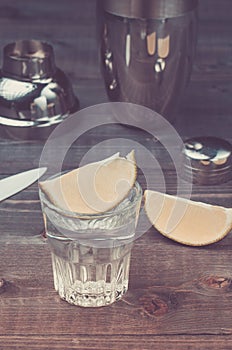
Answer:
[102,0,198,20]
[154,58,166,73]
[0,78,36,100]
[0,40,79,139]
[125,33,131,67]
[109,79,118,90]
[100,24,119,100]
[147,32,156,56]
[158,35,170,58]
[98,0,198,121]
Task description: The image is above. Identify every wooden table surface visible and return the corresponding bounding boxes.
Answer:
[1,1,232,349]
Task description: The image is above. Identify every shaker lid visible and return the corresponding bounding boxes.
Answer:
[103,0,198,19]
[182,136,232,185]
[0,39,79,140]
[2,40,56,81]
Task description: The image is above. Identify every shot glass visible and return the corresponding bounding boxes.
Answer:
[39,180,142,307]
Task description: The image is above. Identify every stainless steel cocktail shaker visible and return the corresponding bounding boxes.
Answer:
[98,0,198,122]
[0,40,79,139]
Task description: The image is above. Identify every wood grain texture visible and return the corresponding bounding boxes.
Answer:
[0,0,232,349]
[1,237,232,336]
[1,335,232,350]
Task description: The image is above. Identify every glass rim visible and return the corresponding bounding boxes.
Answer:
[39,180,142,220]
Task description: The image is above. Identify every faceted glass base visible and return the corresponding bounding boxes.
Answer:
[51,250,131,307]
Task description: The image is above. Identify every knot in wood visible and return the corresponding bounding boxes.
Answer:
[199,276,231,290]
[139,294,168,317]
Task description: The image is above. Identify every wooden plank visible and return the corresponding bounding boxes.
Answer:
[1,335,232,350]
[1,120,232,166]
[1,233,232,336]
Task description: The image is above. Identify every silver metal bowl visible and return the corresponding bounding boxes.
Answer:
[0,40,79,140]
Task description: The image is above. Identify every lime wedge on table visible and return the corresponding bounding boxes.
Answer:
[144,190,232,246]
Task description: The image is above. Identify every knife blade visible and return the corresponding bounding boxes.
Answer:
[0,167,47,202]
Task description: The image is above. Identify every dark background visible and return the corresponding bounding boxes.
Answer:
[0,0,231,137]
